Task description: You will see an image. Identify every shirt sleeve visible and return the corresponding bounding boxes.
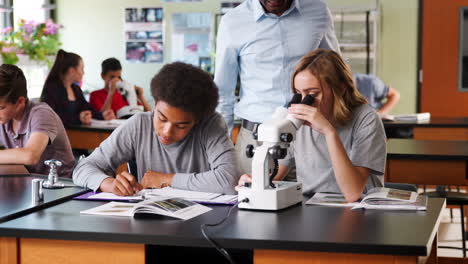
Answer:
[89,90,104,112]
[171,115,241,194]
[29,107,59,144]
[318,7,341,54]
[73,114,138,191]
[349,108,387,176]
[370,76,389,102]
[214,16,240,134]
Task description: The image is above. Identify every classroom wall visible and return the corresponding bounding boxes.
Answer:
[56,0,240,106]
[326,0,419,114]
[57,0,419,114]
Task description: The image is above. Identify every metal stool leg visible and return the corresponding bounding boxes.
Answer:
[460,205,466,258]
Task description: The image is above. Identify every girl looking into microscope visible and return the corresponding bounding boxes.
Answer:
[236,49,386,203]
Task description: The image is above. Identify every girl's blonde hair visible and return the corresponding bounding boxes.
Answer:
[291,49,367,126]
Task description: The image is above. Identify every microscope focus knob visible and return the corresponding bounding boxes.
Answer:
[280,133,293,143]
[246,144,255,158]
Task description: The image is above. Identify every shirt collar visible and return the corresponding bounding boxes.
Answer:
[253,0,301,22]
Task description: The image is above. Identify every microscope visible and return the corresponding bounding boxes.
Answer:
[116,80,144,119]
[237,94,315,210]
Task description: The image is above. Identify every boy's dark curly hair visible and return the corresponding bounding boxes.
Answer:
[151,62,219,121]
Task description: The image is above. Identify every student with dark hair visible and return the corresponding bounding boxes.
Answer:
[73,62,240,195]
[237,49,386,203]
[89,58,151,117]
[0,64,75,177]
[41,49,115,126]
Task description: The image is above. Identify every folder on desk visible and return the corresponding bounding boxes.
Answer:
[74,188,238,205]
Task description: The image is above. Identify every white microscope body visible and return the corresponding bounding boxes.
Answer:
[116,80,144,119]
[237,95,314,210]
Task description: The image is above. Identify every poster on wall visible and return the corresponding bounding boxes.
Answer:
[124,7,164,63]
[171,13,213,72]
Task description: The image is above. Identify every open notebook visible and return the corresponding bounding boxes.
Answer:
[306,188,427,211]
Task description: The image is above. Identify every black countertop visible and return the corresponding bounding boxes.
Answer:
[387,139,468,160]
[383,117,468,128]
[0,175,89,223]
[0,197,445,256]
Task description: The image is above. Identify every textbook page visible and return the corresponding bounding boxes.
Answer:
[352,188,427,211]
[80,202,135,216]
[80,197,212,220]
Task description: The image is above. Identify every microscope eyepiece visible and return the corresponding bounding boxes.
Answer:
[301,94,315,106]
[287,93,302,107]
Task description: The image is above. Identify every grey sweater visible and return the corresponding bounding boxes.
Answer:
[73,112,240,194]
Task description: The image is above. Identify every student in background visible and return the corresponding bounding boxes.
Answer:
[237,49,387,203]
[73,62,240,196]
[89,58,151,117]
[353,73,412,138]
[0,64,75,177]
[41,49,115,126]
[353,73,400,115]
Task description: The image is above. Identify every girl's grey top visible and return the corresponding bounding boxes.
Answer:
[280,104,386,194]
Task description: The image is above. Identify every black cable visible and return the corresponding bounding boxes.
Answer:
[200,198,249,264]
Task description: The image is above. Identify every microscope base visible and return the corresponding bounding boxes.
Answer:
[237,181,302,210]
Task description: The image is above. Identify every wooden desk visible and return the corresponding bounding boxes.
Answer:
[386,139,468,185]
[66,125,114,149]
[0,197,444,264]
[384,117,468,140]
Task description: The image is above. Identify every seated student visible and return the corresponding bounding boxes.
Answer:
[41,49,115,126]
[0,64,75,177]
[353,73,400,115]
[237,49,387,202]
[89,58,151,117]
[73,62,240,195]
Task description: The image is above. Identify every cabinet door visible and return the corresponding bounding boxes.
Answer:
[420,0,468,116]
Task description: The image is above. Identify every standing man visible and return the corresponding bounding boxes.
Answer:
[215,0,340,174]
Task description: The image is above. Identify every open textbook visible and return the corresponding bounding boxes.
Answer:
[80,197,212,220]
[90,118,127,128]
[306,188,427,211]
[76,187,238,205]
[380,112,431,122]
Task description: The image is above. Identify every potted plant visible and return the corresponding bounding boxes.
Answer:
[0,19,62,66]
